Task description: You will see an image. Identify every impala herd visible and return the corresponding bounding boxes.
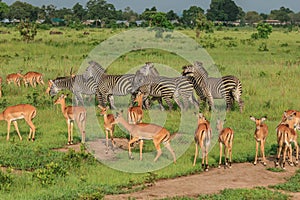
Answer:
[0,69,300,173]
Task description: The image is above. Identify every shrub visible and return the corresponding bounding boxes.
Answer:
[258,42,269,51]
[0,170,13,191]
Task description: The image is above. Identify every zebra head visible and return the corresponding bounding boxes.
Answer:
[49,80,61,97]
[131,62,158,93]
[182,65,195,76]
[83,61,106,82]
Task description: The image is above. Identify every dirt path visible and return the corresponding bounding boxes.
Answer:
[105,159,299,200]
[54,142,300,200]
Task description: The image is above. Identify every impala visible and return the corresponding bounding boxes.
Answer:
[128,92,144,124]
[193,113,212,171]
[250,116,268,166]
[23,71,44,87]
[276,111,299,169]
[98,105,116,153]
[114,111,176,163]
[0,104,36,141]
[6,73,23,87]
[217,119,234,169]
[54,94,86,145]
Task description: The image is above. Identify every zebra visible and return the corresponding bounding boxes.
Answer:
[131,62,199,111]
[48,75,98,106]
[182,62,244,112]
[83,61,135,109]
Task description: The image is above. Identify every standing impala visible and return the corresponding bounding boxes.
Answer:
[193,113,212,171]
[114,111,176,163]
[276,111,299,169]
[23,71,44,87]
[54,94,86,145]
[0,104,36,141]
[250,116,268,166]
[98,105,116,153]
[128,92,144,124]
[6,73,23,87]
[216,119,234,169]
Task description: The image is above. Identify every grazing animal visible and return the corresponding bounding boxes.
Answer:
[216,119,234,168]
[182,61,243,112]
[193,113,212,171]
[114,111,176,163]
[6,73,23,87]
[49,30,63,35]
[0,104,36,141]
[275,111,299,169]
[23,71,44,87]
[128,92,144,124]
[250,116,268,166]
[131,62,199,111]
[98,105,116,153]
[54,94,86,145]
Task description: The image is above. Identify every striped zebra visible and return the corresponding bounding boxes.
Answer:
[182,62,244,112]
[83,61,135,109]
[131,62,199,111]
[48,75,98,106]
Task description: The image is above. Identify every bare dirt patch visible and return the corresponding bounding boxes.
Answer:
[53,141,300,200]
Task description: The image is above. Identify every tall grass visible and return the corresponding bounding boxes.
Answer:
[0,27,299,198]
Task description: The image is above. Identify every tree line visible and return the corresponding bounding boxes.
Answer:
[0,0,300,29]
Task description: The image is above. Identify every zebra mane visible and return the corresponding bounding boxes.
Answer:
[83,60,106,81]
[136,62,160,77]
[193,61,209,78]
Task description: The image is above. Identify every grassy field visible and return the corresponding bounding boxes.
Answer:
[0,26,300,199]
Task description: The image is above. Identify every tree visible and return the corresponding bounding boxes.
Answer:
[7,1,39,21]
[195,12,214,37]
[269,6,293,22]
[245,11,262,25]
[122,6,138,22]
[86,0,117,21]
[72,3,87,21]
[0,1,9,20]
[18,20,37,42]
[289,12,300,24]
[150,12,173,29]
[252,22,272,39]
[181,6,204,28]
[166,10,179,21]
[206,0,240,21]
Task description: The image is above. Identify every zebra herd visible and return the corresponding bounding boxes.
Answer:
[48,61,243,113]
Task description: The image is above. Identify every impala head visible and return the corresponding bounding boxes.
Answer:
[54,94,66,105]
[250,116,267,126]
[282,111,297,127]
[98,105,110,115]
[134,92,144,103]
[194,112,207,124]
[114,110,124,123]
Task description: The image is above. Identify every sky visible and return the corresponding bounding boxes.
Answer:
[2,0,300,14]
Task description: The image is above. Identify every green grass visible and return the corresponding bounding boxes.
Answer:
[0,26,299,199]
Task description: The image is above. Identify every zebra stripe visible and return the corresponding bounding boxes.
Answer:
[182,62,243,112]
[84,61,134,109]
[49,75,97,105]
[132,63,199,110]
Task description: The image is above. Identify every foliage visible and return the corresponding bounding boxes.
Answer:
[181,6,204,28]
[256,23,272,38]
[32,162,68,185]
[270,170,300,192]
[245,11,262,25]
[258,42,269,51]
[195,12,214,37]
[206,0,241,21]
[18,20,37,42]
[150,12,174,30]
[0,170,13,191]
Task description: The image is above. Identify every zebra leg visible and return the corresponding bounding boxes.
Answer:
[108,95,117,110]
[163,97,173,111]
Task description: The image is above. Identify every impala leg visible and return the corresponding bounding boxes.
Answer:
[105,130,109,154]
[12,121,22,141]
[128,137,139,159]
[295,142,299,165]
[153,140,162,162]
[67,121,71,145]
[165,142,176,163]
[139,140,144,161]
[218,142,223,168]
[24,118,35,141]
[254,141,259,165]
[110,129,115,151]
[193,143,198,166]
[261,140,267,166]
[229,144,232,168]
[276,143,283,167]
[282,144,288,169]
[6,121,11,141]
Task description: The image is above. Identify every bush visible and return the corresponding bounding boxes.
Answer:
[0,170,13,191]
[258,42,269,51]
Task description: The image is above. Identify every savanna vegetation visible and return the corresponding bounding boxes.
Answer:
[0,25,300,199]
